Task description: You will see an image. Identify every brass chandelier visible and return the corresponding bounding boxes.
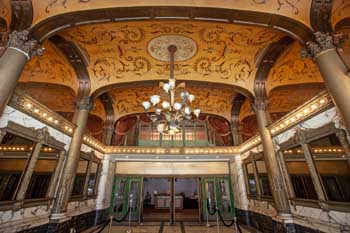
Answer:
[142,45,201,135]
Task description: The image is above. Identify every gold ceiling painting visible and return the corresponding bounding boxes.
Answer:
[109,84,235,121]
[0,0,11,33]
[19,40,78,92]
[332,0,350,28]
[266,41,323,94]
[31,0,312,27]
[60,20,285,94]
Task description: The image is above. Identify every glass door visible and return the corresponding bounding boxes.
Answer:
[110,177,142,221]
[202,177,235,220]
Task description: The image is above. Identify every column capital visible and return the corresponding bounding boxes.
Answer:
[301,32,344,59]
[76,97,93,111]
[7,30,45,60]
[251,97,268,112]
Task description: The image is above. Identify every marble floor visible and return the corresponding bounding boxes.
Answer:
[97,222,251,233]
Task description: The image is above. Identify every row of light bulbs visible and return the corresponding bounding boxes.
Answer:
[25,102,74,133]
[240,94,330,152]
[270,98,328,134]
[283,147,344,154]
[83,136,104,151]
[106,147,240,154]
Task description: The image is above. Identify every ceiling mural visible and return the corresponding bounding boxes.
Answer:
[266,41,323,94]
[31,0,312,27]
[332,0,350,28]
[19,40,79,92]
[60,20,285,94]
[0,0,10,34]
[91,98,106,122]
[109,84,235,121]
[239,84,325,122]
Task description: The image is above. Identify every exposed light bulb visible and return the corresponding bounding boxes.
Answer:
[188,94,195,102]
[157,123,166,133]
[142,101,151,110]
[194,108,201,117]
[184,106,191,115]
[162,101,170,109]
[155,108,162,115]
[163,83,171,92]
[174,102,182,110]
[150,95,160,105]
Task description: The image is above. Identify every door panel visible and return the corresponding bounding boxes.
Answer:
[202,177,235,220]
[110,177,142,221]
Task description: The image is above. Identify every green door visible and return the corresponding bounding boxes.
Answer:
[110,177,142,221]
[201,177,235,220]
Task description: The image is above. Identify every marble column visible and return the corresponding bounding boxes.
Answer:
[0,30,44,115]
[46,150,66,200]
[303,32,350,132]
[102,125,114,146]
[230,156,249,210]
[335,127,350,168]
[251,155,262,198]
[253,99,291,214]
[296,129,327,207]
[53,100,92,213]
[276,151,295,199]
[15,142,44,202]
[231,115,242,146]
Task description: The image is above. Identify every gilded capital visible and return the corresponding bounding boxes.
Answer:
[7,30,45,60]
[301,32,344,59]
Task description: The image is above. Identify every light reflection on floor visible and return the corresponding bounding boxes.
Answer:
[99,222,251,233]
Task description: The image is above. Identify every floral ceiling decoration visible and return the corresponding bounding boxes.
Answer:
[60,20,285,94]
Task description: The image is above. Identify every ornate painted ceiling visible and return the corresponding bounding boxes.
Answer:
[59,20,285,95]
[30,0,312,27]
[109,84,236,121]
[266,41,323,94]
[19,40,78,93]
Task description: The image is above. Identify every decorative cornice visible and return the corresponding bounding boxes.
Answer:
[310,0,333,33]
[301,32,345,59]
[29,6,313,44]
[241,91,333,152]
[7,30,44,59]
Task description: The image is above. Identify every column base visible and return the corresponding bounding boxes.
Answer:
[273,213,295,233]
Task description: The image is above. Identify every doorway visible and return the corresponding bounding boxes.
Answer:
[142,177,171,221]
[202,177,235,220]
[110,177,142,221]
[174,178,200,222]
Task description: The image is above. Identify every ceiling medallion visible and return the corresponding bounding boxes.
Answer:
[147,35,197,62]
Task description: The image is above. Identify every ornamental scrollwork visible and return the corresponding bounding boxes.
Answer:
[45,0,91,13]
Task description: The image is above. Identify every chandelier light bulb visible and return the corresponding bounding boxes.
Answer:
[174,102,182,110]
[184,106,191,115]
[163,83,171,92]
[188,94,195,102]
[150,95,160,105]
[169,79,175,88]
[155,108,162,115]
[162,101,170,109]
[194,108,201,117]
[180,92,186,99]
[142,101,151,110]
[157,123,166,133]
